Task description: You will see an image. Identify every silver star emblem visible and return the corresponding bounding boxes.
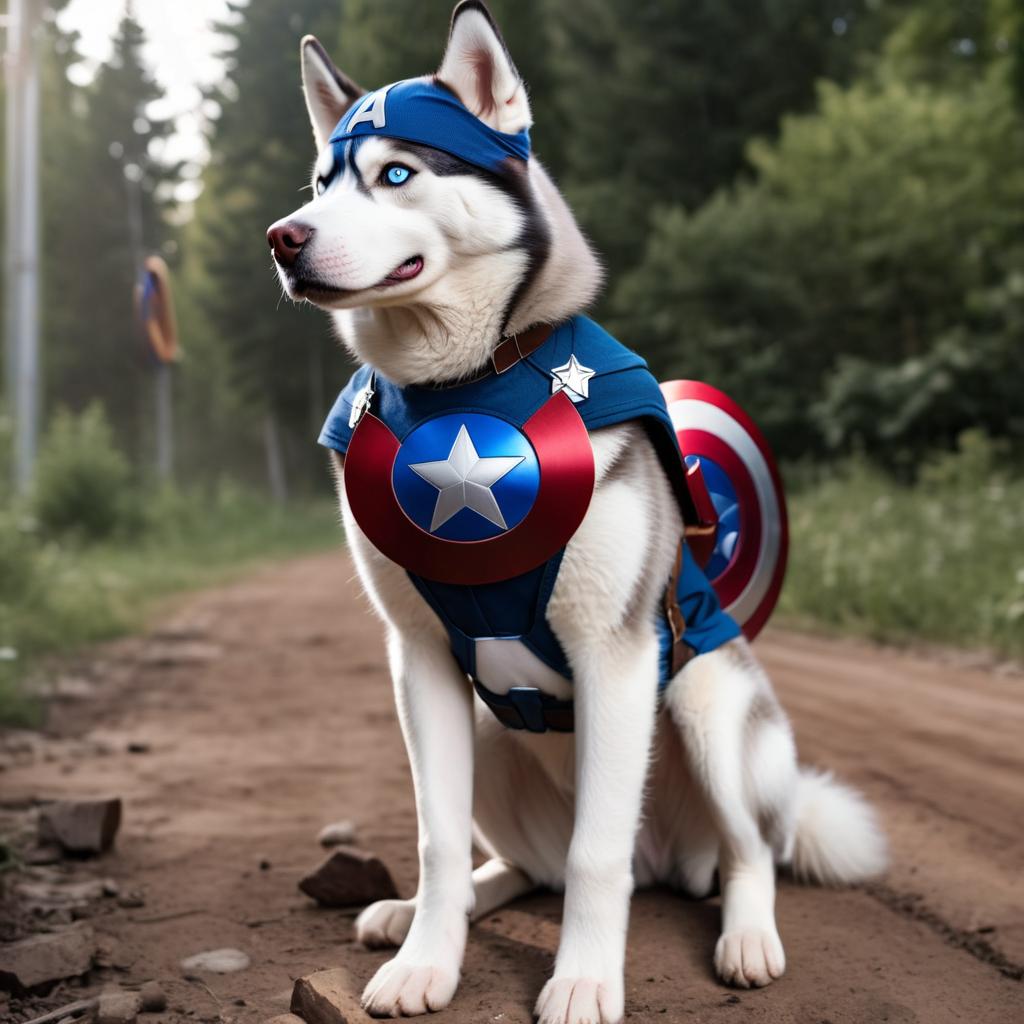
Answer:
[409,424,524,533]
[550,355,595,403]
[348,382,375,428]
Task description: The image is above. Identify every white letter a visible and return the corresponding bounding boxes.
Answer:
[346,83,394,130]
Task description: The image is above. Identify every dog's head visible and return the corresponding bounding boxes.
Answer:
[268,1,600,383]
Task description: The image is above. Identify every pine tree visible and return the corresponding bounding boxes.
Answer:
[547,0,893,284]
[183,0,348,499]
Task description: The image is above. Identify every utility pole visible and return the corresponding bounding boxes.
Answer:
[3,0,41,493]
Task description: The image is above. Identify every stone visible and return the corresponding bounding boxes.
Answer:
[97,989,142,1024]
[31,675,97,701]
[140,642,222,668]
[317,821,357,848]
[180,948,251,974]
[16,878,107,909]
[139,980,167,1013]
[94,933,134,972]
[291,968,367,1024]
[24,844,63,866]
[38,798,122,856]
[298,849,398,908]
[0,924,95,991]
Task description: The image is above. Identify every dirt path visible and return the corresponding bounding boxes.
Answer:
[3,550,1022,1023]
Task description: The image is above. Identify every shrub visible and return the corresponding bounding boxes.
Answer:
[32,404,135,540]
[779,432,1024,658]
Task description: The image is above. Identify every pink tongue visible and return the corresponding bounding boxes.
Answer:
[389,258,421,280]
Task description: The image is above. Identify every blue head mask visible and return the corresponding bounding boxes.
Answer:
[329,78,531,175]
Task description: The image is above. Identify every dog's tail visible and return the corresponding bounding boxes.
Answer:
[789,768,888,885]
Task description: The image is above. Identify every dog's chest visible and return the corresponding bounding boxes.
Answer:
[322,316,717,725]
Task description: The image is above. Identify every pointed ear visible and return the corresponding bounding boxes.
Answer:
[301,35,364,149]
[436,1,531,135]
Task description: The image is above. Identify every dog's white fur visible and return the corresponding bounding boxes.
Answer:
[272,6,887,1021]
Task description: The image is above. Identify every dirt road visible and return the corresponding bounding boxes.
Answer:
[3,550,1022,1023]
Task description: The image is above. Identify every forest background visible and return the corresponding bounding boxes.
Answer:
[2,0,1022,721]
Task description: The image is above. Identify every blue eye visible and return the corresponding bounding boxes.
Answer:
[384,164,413,186]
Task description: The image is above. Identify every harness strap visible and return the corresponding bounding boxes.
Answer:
[665,537,696,676]
[476,537,697,734]
[474,681,575,733]
[491,322,556,374]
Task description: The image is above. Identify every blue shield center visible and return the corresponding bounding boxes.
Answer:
[393,413,540,541]
[685,455,740,581]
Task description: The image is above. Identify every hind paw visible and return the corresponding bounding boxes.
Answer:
[356,898,416,949]
[715,928,786,988]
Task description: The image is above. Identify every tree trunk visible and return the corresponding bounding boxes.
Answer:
[263,409,288,505]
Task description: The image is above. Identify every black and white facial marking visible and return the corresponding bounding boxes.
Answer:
[269,130,548,328]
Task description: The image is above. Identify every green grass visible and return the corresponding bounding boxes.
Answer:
[778,433,1024,660]
[0,485,341,727]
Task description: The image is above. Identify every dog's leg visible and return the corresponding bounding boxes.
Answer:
[534,630,659,1024]
[470,856,535,918]
[357,857,533,948]
[664,641,794,988]
[360,630,476,1018]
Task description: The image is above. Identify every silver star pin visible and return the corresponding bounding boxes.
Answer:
[348,382,375,428]
[409,424,524,533]
[550,354,595,403]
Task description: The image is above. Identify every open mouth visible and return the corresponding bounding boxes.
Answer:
[292,280,351,301]
[378,256,424,287]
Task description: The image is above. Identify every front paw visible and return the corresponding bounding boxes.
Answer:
[361,957,459,1018]
[356,898,416,949]
[714,928,786,988]
[535,975,624,1024]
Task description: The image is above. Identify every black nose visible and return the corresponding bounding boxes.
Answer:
[267,220,312,268]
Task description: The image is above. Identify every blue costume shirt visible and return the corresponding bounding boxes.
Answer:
[320,317,740,730]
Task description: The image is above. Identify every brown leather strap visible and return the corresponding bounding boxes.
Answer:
[491,322,555,374]
[665,538,695,676]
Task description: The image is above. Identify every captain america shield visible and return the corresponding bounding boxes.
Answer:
[344,392,595,585]
[660,380,789,641]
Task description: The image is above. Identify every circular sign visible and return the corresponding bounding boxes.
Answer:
[136,255,179,364]
[661,380,788,641]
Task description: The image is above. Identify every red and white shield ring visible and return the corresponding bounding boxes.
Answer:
[660,380,789,640]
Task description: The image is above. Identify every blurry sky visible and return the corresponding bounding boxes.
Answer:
[57,0,234,190]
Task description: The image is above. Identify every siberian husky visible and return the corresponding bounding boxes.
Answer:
[268,3,886,1020]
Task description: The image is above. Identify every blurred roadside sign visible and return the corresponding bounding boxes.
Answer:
[135,255,178,480]
[136,255,180,364]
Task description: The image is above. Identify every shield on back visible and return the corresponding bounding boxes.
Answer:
[660,380,789,641]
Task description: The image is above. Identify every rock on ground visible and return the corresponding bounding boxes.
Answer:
[96,989,142,1024]
[317,820,357,848]
[298,849,398,908]
[38,798,122,856]
[138,980,167,1013]
[0,924,96,991]
[15,878,108,910]
[180,948,251,974]
[140,642,222,668]
[291,968,369,1024]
